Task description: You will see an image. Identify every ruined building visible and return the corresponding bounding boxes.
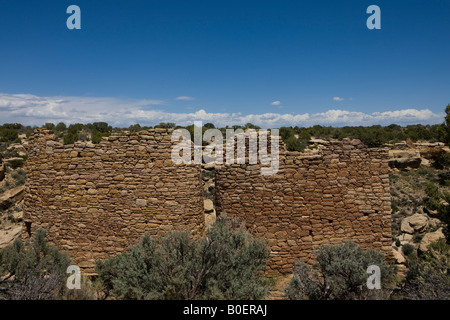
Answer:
[23,128,392,274]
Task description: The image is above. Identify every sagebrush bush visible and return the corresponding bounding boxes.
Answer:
[7,159,24,170]
[399,239,450,299]
[95,215,270,300]
[402,244,415,257]
[421,182,450,243]
[285,242,395,300]
[0,228,71,300]
[11,168,26,186]
[423,182,441,211]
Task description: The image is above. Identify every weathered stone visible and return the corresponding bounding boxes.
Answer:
[69,151,79,157]
[136,199,147,207]
[392,248,406,264]
[0,226,22,249]
[113,174,125,181]
[419,228,445,252]
[308,138,330,146]
[402,214,429,233]
[87,188,97,195]
[388,156,421,171]
[0,186,25,210]
[401,219,414,234]
[7,143,27,157]
[398,233,413,245]
[204,199,214,213]
[205,210,216,229]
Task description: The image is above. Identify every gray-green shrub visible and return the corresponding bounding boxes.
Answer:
[399,239,450,299]
[0,228,71,300]
[95,215,270,300]
[402,244,415,257]
[286,242,395,300]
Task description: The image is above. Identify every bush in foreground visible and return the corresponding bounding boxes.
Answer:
[285,242,395,300]
[95,215,270,300]
[0,229,71,300]
[398,239,450,300]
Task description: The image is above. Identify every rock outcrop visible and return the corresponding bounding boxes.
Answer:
[0,226,22,249]
[419,228,445,252]
[388,150,422,171]
[400,213,429,234]
[0,185,25,210]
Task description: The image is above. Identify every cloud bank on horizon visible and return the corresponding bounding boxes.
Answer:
[0,93,444,128]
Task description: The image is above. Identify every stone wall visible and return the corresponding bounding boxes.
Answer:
[23,129,392,275]
[23,129,204,273]
[215,138,392,273]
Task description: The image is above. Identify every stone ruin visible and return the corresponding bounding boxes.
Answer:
[23,128,392,274]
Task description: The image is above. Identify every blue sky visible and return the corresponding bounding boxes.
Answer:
[0,0,449,127]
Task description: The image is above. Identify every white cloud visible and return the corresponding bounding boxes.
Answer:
[333,97,344,101]
[271,100,281,106]
[0,93,444,128]
[175,96,195,101]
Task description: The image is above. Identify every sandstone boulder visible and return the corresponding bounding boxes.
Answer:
[389,157,421,170]
[401,214,429,234]
[400,220,414,234]
[0,226,22,249]
[0,186,25,210]
[392,248,406,264]
[388,149,422,170]
[419,228,445,252]
[428,218,443,230]
[398,233,413,245]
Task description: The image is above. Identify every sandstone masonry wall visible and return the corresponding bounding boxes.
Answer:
[23,129,204,273]
[24,129,392,275]
[215,138,392,273]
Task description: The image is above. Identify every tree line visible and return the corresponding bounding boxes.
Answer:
[1,104,449,150]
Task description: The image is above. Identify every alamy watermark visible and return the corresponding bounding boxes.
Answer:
[66,265,81,289]
[366,5,381,30]
[66,5,381,31]
[171,121,280,175]
[366,265,381,290]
